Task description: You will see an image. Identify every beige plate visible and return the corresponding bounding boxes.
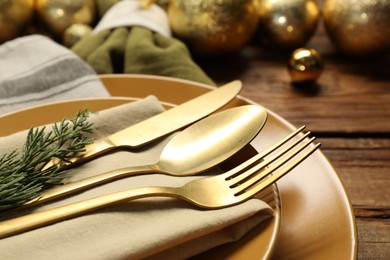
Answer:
[0,75,357,259]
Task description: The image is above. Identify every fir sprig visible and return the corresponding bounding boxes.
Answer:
[0,109,94,211]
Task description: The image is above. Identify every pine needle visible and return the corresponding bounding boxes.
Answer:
[0,109,94,211]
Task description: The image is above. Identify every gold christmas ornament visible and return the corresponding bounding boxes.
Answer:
[0,0,34,43]
[62,23,92,48]
[323,0,390,57]
[256,0,320,50]
[35,0,96,38]
[288,48,323,84]
[168,0,260,57]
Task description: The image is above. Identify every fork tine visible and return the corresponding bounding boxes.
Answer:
[233,136,317,194]
[223,126,306,179]
[231,137,315,193]
[237,142,321,199]
[227,131,311,183]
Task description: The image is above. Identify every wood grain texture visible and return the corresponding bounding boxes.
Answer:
[319,138,390,207]
[200,23,390,134]
[198,7,390,259]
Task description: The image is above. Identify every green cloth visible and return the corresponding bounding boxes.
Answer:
[71,26,215,86]
[71,0,214,85]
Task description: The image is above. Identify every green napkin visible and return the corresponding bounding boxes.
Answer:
[71,1,215,86]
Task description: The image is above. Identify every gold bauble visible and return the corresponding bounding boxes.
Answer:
[256,0,320,49]
[288,48,323,84]
[62,23,92,48]
[168,0,260,57]
[0,0,34,43]
[35,0,96,38]
[323,0,390,57]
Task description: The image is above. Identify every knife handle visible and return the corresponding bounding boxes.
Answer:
[74,138,117,163]
[44,137,116,170]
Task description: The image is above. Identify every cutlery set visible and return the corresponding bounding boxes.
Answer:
[0,80,320,239]
[23,105,267,207]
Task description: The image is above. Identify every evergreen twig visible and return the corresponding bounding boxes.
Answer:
[0,110,93,211]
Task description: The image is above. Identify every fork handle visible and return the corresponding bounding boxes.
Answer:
[0,186,179,239]
[22,165,155,208]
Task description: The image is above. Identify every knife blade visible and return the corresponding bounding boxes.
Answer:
[57,80,242,167]
[110,80,242,147]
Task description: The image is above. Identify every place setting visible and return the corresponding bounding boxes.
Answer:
[0,0,358,259]
[0,78,319,257]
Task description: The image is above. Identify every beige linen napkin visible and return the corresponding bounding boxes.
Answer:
[0,97,273,259]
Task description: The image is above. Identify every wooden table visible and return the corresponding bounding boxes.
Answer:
[198,15,390,260]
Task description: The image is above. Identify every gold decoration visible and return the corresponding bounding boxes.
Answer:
[323,0,390,57]
[0,0,34,43]
[288,48,323,84]
[140,0,169,10]
[62,23,92,48]
[35,0,96,38]
[256,0,319,49]
[168,0,260,57]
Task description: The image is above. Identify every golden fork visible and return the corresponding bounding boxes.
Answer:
[0,128,320,238]
[23,126,305,208]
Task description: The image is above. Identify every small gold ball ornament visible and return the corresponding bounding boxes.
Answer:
[35,0,96,38]
[288,48,323,84]
[0,0,34,43]
[62,23,92,48]
[256,0,320,50]
[323,0,390,57]
[168,0,260,57]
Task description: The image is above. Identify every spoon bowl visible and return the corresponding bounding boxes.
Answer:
[158,105,267,175]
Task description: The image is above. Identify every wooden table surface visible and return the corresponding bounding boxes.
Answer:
[198,15,390,260]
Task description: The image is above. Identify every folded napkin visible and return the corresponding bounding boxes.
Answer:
[71,0,215,86]
[0,35,110,115]
[0,98,273,260]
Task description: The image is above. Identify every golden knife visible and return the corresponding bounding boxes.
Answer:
[54,80,242,167]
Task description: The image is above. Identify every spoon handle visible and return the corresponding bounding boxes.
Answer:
[20,165,153,208]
